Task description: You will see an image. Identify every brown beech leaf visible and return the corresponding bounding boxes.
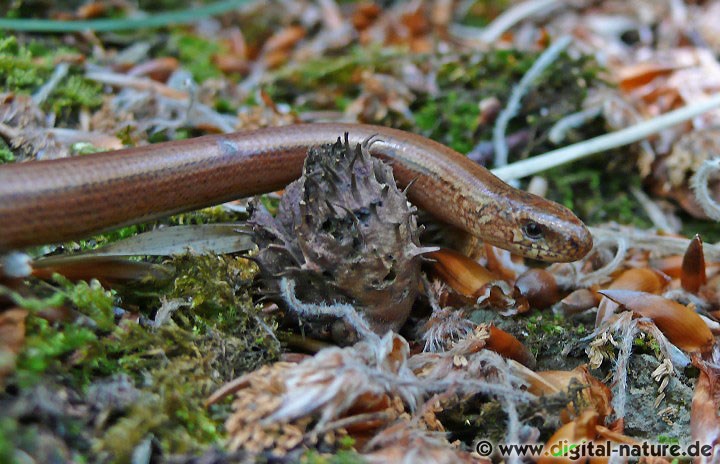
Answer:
[32,256,172,287]
[485,325,535,368]
[127,57,180,82]
[538,409,599,464]
[596,268,670,327]
[649,255,683,278]
[598,290,714,352]
[263,25,306,54]
[608,268,670,294]
[691,366,720,452]
[0,308,28,384]
[561,289,600,315]
[427,249,499,299]
[522,365,612,424]
[0,308,28,355]
[515,269,559,309]
[681,234,707,293]
[616,63,683,93]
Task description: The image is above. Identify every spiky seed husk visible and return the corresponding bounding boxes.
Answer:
[250,135,423,338]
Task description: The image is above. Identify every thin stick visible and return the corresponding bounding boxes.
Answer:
[492,93,720,180]
[493,35,572,168]
[0,0,250,32]
[691,157,720,221]
[476,0,562,44]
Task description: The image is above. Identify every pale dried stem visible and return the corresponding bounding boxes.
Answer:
[691,157,720,221]
[493,93,720,181]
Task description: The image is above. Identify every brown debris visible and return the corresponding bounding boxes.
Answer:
[681,234,707,293]
[599,289,714,353]
[0,308,28,384]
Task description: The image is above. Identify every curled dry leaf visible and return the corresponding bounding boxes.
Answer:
[126,57,180,82]
[427,248,528,314]
[31,256,172,287]
[362,420,483,464]
[691,366,720,452]
[538,409,599,464]
[214,333,418,456]
[485,325,535,368]
[599,289,714,353]
[515,268,559,309]
[681,234,707,294]
[596,268,670,327]
[484,244,526,282]
[0,308,28,384]
[616,62,684,94]
[0,308,28,355]
[426,248,499,299]
[521,365,612,423]
[560,289,600,315]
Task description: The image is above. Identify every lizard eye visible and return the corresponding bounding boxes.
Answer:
[522,221,544,240]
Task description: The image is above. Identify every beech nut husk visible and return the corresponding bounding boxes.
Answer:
[250,135,425,338]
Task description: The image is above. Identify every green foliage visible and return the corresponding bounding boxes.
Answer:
[56,275,116,330]
[167,254,276,346]
[3,276,115,387]
[526,312,569,337]
[416,90,480,153]
[95,350,223,461]
[0,145,15,163]
[523,311,587,359]
[266,46,393,109]
[14,318,97,388]
[0,36,103,117]
[545,155,652,228]
[0,413,18,463]
[168,31,223,82]
[413,50,601,155]
[633,333,663,358]
[51,75,103,114]
[2,253,278,459]
[0,35,43,89]
[302,449,367,464]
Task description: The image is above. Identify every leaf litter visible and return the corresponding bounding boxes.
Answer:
[3,0,720,462]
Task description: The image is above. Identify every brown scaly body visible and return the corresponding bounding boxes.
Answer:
[0,123,592,261]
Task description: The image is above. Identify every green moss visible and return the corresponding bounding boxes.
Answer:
[544,152,652,228]
[633,333,663,359]
[14,318,97,388]
[57,276,116,330]
[413,50,602,154]
[266,45,397,111]
[0,35,44,89]
[0,417,15,463]
[302,449,367,464]
[51,75,103,114]
[0,145,15,163]
[521,311,588,364]
[416,90,480,153]
[96,351,224,462]
[680,214,720,243]
[167,254,276,345]
[2,276,115,387]
[168,31,223,82]
[0,36,103,120]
